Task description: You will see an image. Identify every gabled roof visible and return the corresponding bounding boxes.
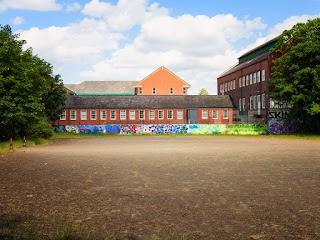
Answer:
[65,95,235,109]
[135,66,191,88]
[64,81,138,95]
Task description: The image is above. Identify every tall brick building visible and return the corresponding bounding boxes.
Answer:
[217,39,277,123]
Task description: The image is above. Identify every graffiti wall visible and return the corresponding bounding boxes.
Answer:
[268,120,303,134]
[55,124,269,135]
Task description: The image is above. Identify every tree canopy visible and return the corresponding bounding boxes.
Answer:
[0,25,66,140]
[198,88,209,95]
[269,18,320,133]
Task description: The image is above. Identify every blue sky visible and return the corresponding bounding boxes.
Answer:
[1,0,319,94]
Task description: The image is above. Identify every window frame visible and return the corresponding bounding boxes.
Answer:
[223,110,229,119]
[60,110,66,120]
[152,87,156,95]
[158,110,164,120]
[139,110,145,120]
[81,110,87,120]
[202,109,208,119]
[167,110,173,119]
[100,110,106,120]
[70,110,76,120]
[120,110,126,120]
[129,110,135,120]
[90,110,97,120]
[177,110,183,120]
[212,110,218,119]
[149,110,155,120]
[110,110,116,120]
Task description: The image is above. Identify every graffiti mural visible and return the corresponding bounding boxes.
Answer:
[268,121,303,134]
[60,124,271,135]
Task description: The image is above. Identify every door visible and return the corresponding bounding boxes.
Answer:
[188,109,198,124]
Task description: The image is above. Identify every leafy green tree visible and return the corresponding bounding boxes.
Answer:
[0,25,66,140]
[198,88,209,95]
[269,18,320,133]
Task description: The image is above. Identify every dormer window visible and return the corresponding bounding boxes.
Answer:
[152,87,156,94]
[170,87,173,95]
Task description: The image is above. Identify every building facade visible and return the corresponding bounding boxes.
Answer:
[55,95,235,126]
[217,39,276,123]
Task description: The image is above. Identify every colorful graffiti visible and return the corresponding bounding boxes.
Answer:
[268,121,303,134]
[56,124,272,135]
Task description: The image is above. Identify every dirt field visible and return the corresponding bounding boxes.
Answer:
[1,136,320,240]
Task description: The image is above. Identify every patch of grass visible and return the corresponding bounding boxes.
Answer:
[0,137,49,154]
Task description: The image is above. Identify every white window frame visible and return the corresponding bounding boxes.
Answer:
[158,110,164,120]
[152,87,156,95]
[100,110,106,120]
[250,96,253,110]
[253,96,257,110]
[70,110,76,120]
[250,74,253,85]
[242,77,245,87]
[239,78,242,88]
[139,110,145,120]
[246,75,249,85]
[139,88,142,94]
[262,94,266,109]
[90,110,97,120]
[202,110,208,119]
[167,110,173,119]
[81,110,87,120]
[253,72,256,84]
[262,69,266,81]
[60,110,66,120]
[223,110,229,119]
[129,110,135,120]
[239,98,242,111]
[120,110,126,120]
[149,110,155,120]
[242,97,246,111]
[257,71,261,82]
[177,110,183,120]
[233,80,236,90]
[110,110,116,120]
[170,87,173,95]
[212,110,218,119]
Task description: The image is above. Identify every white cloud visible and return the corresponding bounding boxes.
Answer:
[19,18,124,68]
[66,2,81,12]
[0,0,62,11]
[12,16,24,25]
[82,0,168,32]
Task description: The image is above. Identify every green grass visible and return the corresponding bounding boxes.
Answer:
[0,137,49,154]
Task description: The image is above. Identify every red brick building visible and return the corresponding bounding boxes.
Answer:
[217,39,276,123]
[56,95,235,125]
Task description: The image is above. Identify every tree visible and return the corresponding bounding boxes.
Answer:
[198,88,209,95]
[269,18,320,133]
[0,25,66,140]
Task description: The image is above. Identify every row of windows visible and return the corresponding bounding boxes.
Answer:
[138,87,188,95]
[238,94,266,111]
[201,109,229,119]
[220,69,266,94]
[61,109,185,121]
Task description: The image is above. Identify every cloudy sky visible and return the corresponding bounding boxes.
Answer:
[1,0,319,94]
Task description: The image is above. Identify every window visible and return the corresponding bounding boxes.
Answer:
[158,110,164,119]
[262,94,266,109]
[100,110,106,120]
[242,97,246,111]
[139,110,145,120]
[149,110,155,120]
[253,96,257,110]
[202,110,208,119]
[239,78,242,88]
[152,87,156,94]
[90,110,97,120]
[239,98,242,111]
[110,110,116,120]
[129,110,135,120]
[120,110,126,120]
[70,110,76,120]
[250,74,253,85]
[253,72,256,84]
[250,96,253,110]
[167,110,173,119]
[242,77,245,87]
[220,84,224,95]
[224,83,227,92]
[257,95,261,115]
[212,110,218,119]
[223,110,229,119]
[246,75,249,85]
[139,88,142,94]
[257,71,261,82]
[177,110,183,119]
[170,88,173,95]
[262,70,266,81]
[233,80,236,90]
[60,111,66,120]
[81,110,87,120]
[183,87,187,95]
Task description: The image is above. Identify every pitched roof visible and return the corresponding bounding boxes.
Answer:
[218,52,269,78]
[135,66,191,88]
[65,95,235,109]
[64,81,138,95]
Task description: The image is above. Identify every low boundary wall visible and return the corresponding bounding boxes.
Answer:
[55,124,268,135]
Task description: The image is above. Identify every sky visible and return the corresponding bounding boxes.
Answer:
[1,0,319,94]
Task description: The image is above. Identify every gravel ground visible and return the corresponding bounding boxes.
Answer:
[0,136,320,239]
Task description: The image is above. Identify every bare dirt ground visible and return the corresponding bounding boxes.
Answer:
[0,136,320,240]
